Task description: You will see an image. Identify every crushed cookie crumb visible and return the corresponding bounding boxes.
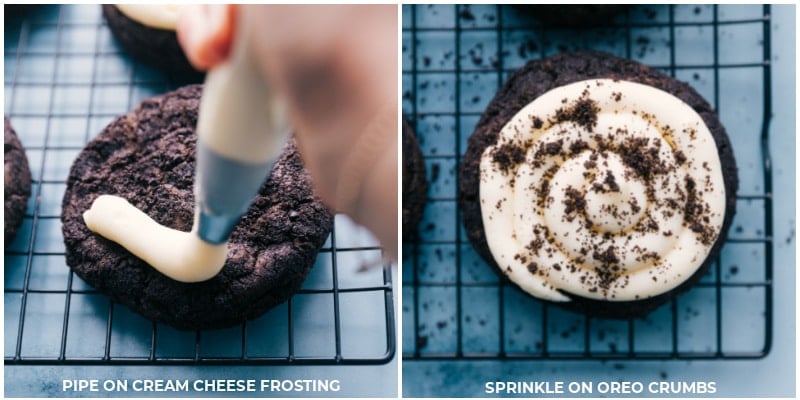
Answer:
[553,97,600,132]
[539,140,563,156]
[492,143,526,173]
[592,170,621,193]
[683,175,714,245]
[563,186,586,218]
[673,150,687,165]
[527,262,539,274]
[618,137,668,180]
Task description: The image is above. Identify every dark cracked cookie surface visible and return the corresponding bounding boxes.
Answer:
[459,51,738,319]
[5,117,32,244]
[402,117,427,241]
[102,5,203,82]
[61,85,333,330]
[516,5,629,27]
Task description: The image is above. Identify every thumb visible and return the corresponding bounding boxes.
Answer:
[177,4,237,71]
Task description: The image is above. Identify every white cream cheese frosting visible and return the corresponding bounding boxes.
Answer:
[83,194,227,283]
[479,79,726,302]
[115,5,182,31]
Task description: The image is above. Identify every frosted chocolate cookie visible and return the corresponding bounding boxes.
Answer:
[459,51,737,318]
[61,85,334,330]
[4,117,32,244]
[402,117,427,241]
[102,5,203,81]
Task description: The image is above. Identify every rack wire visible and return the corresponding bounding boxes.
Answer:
[402,4,772,360]
[4,4,394,366]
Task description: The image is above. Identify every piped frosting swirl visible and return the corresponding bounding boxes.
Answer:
[479,79,725,302]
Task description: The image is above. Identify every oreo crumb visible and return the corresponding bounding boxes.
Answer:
[492,143,526,173]
[459,8,475,21]
[563,186,586,218]
[554,97,600,132]
[430,162,440,183]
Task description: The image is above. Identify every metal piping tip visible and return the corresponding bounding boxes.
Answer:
[196,211,241,245]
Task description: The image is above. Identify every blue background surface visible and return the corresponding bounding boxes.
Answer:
[401,4,795,398]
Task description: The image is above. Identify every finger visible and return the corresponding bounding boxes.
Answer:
[177,5,236,70]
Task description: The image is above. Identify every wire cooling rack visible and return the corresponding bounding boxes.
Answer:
[402,4,772,360]
[4,4,394,366]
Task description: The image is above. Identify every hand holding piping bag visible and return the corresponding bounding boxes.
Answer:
[193,6,289,246]
[179,5,398,260]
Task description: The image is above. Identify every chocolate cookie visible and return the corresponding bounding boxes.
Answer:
[517,5,629,27]
[61,85,333,330]
[459,51,737,319]
[5,117,32,244]
[402,117,427,241]
[102,5,203,82]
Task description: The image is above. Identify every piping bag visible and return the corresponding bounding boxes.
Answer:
[194,7,289,245]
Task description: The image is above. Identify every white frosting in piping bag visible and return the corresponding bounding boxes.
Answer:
[115,4,182,31]
[480,79,726,302]
[83,195,227,283]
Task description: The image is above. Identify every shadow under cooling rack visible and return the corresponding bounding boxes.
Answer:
[402,4,772,361]
[4,4,395,367]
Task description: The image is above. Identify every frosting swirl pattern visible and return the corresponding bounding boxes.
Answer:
[479,79,726,302]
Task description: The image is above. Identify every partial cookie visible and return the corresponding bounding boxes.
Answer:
[402,117,428,241]
[61,85,333,330]
[102,5,203,81]
[517,5,628,26]
[4,117,32,244]
[459,51,737,319]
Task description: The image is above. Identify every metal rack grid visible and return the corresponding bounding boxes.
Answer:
[4,4,394,366]
[402,4,772,360]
